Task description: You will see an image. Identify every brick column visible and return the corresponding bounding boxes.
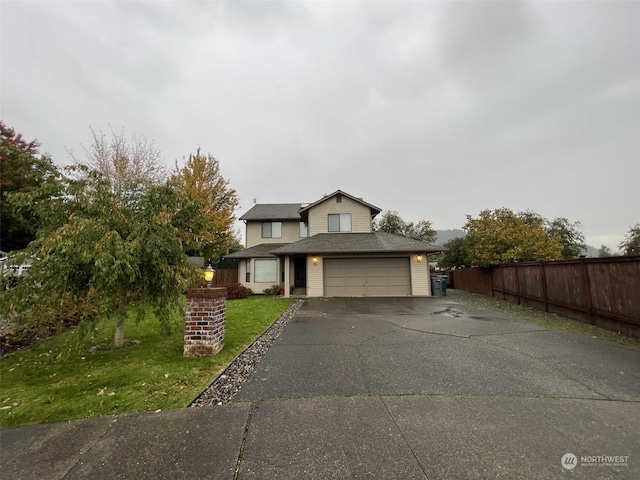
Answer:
[184,287,227,357]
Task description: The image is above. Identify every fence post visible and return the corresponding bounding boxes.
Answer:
[490,267,495,297]
[514,264,521,305]
[540,261,549,312]
[580,258,595,325]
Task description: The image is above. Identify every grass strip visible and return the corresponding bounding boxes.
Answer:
[0,296,294,429]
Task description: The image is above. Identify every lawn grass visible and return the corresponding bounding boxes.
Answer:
[0,296,294,429]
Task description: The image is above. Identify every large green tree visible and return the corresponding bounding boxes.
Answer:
[172,149,240,262]
[548,217,587,259]
[374,210,437,243]
[619,224,640,256]
[0,122,59,252]
[437,237,470,269]
[1,164,204,348]
[463,208,563,267]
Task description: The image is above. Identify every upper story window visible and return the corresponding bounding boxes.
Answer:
[328,213,351,232]
[299,222,308,238]
[262,221,282,238]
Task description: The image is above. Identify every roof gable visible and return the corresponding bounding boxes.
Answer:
[299,190,381,219]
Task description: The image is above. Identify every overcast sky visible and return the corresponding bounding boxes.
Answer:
[2,1,639,250]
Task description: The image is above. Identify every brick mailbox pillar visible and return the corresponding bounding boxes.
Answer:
[184,287,227,357]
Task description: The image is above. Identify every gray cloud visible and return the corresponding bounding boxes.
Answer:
[2,0,638,249]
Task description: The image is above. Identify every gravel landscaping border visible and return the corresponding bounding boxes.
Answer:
[189,299,303,407]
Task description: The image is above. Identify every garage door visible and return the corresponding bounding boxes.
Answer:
[324,257,411,297]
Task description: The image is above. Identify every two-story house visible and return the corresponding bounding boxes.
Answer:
[226,190,441,297]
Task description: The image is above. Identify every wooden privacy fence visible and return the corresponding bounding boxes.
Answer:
[448,256,640,338]
[211,268,238,286]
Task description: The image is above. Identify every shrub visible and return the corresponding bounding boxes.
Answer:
[262,284,282,296]
[225,283,252,299]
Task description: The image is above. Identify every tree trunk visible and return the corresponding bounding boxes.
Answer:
[114,320,125,348]
[114,295,126,348]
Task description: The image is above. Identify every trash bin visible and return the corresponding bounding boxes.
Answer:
[431,276,442,297]
[438,275,448,296]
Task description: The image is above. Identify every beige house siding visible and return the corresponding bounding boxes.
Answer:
[307,255,324,297]
[246,220,303,247]
[410,253,431,296]
[307,196,372,236]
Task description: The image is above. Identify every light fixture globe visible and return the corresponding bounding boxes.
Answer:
[204,264,215,286]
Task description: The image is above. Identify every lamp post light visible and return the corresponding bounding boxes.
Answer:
[204,264,215,288]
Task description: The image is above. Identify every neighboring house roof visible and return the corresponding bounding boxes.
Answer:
[269,232,442,255]
[225,243,289,259]
[187,256,205,268]
[299,190,382,219]
[239,204,302,221]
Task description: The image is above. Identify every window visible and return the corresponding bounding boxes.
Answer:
[262,222,282,238]
[300,222,308,238]
[255,259,277,283]
[246,259,251,283]
[328,213,351,232]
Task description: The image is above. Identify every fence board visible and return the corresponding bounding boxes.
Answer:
[212,269,238,286]
[450,268,492,295]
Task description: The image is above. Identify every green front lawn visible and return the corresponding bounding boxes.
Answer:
[0,296,294,429]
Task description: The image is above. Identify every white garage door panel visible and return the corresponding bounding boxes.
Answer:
[324,258,411,296]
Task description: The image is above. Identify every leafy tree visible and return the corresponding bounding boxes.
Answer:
[437,237,470,269]
[72,126,166,198]
[619,224,640,256]
[597,244,613,257]
[463,208,563,267]
[548,217,586,258]
[172,149,240,262]
[0,122,59,252]
[1,165,203,348]
[374,210,437,243]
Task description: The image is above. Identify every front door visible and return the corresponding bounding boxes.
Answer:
[294,256,307,288]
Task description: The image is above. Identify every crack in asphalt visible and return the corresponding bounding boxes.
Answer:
[233,403,254,480]
[61,418,117,479]
[379,396,430,480]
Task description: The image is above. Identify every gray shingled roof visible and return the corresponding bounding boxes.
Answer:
[239,204,302,221]
[270,232,442,255]
[225,243,289,259]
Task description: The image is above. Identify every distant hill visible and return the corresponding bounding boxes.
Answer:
[435,229,465,245]
[583,245,599,257]
[435,229,601,257]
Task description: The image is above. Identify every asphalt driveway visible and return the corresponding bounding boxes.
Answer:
[2,296,639,479]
